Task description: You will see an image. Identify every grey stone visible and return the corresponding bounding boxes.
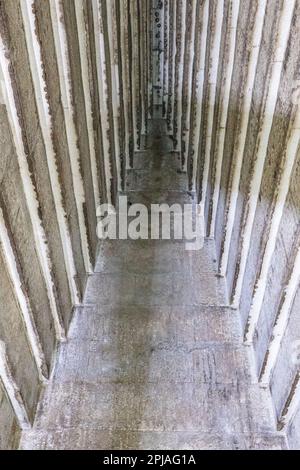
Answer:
[29,381,275,434]
[84,272,225,306]
[0,382,20,450]
[20,429,287,450]
[126,168,188,192]
[2,0,299,451]
[20,113,285,449]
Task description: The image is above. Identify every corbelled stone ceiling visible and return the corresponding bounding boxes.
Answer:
[0,0,300,450]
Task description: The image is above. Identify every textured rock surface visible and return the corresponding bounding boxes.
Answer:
[0,383,20,450]
[34,0,88,297]
[20,120,286,450]
[1,0,73,329]
[0,0,99,448]
[0,250,40,420]
[288,404,300,450]
[0,0,300,450]
[0,104,56,370]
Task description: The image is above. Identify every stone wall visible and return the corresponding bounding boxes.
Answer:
[0,382,20,450]
[146,0,300,449]
[0,0,300,450]
[0,0,150,449]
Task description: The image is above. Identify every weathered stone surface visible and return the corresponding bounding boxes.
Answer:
[0,0,101,447]
[214,0,257,261]
[29,381,275,434]
[288,404,300,450]
[0,383,20,450]
[147,118,169,136]
[2,0,300,449]
[133,150,181,171]
[254,151,300,377]
[239,0,300,335]
[34,0,87,298]
[0,250,40,421]
[69,305,242,345]
[95,239,217,274]
[204,0,230,226]
[126,168,188,192]
[21,429,287,451]
[85,271,225,307]
[52,339,250,385]
[84,0,108,205]
[225,0,283,297]
[270,283,300,421]
[0,106,56,368]
[1,0,73,328]
[126,189,195,210]
[21,119,283,450]
[62,0,98,267]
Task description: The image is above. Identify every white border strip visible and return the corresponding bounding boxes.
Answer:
[50,0,93,274]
